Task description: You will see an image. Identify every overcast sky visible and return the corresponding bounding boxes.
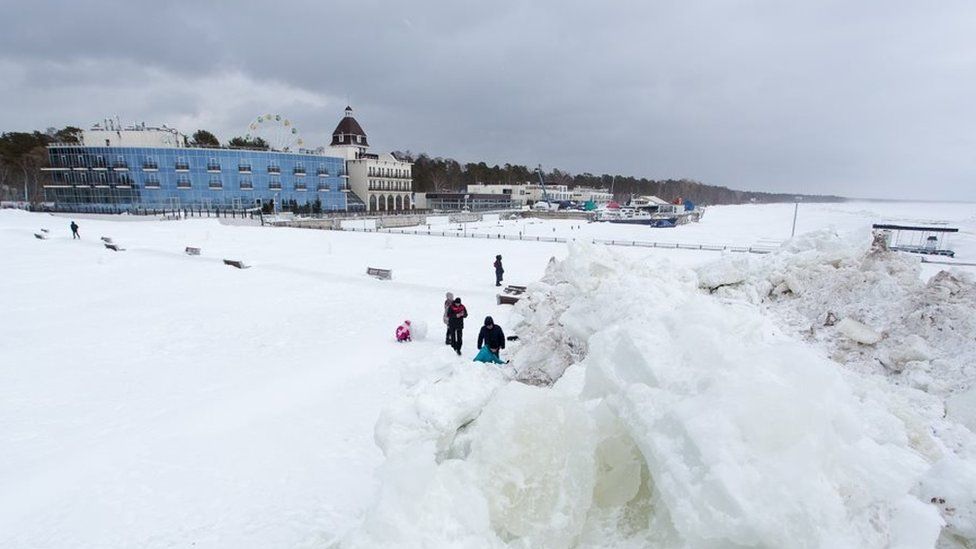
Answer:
[2,1,974,199]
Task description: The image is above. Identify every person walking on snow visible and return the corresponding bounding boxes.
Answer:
[395,320,412,342]
[493,255,504,287]
[70,221,80,239]
[443,292,454,345]
[447,297,468,355]
[475,316,506,364]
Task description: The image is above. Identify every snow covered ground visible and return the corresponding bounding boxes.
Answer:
[0,201,974,548]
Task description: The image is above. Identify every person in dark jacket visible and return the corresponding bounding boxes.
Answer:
[493,255,504,287]
[70,221,80,239]
[476,316,506,358]
[443,292,454,345]
[446,297,468,355]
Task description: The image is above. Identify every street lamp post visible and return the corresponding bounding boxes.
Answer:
[790,196,802,238]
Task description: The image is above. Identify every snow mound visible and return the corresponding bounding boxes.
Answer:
[343,241,976,548]
[696,229,976,397]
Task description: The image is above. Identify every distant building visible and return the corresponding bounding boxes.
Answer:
[41,107,413,213]
[419,192,513,212]
[329,107,414,212]
[43,128,354,212]
[465,182,608,206]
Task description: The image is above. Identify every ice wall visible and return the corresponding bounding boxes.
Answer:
[343,240,976,548]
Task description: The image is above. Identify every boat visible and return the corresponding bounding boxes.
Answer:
[595,195,701,225]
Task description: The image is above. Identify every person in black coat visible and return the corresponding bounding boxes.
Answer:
[446,297,468,355]
[477,316,506,356]
[493,255,504,287]
[70,221,80,239]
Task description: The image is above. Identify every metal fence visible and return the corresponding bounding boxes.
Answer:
[343,226,777,254]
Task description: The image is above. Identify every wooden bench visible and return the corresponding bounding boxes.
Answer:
[223,259,250,269]
[185,247,201,256]
[367,267,392,280]
[100,236,113,244]
[34,233,48,240]
[104,243,124,251]
[40,228,50,234]
[496,284,528,305]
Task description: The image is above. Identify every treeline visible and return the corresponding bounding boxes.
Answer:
[0,127,82,202]
[394,151,844,205]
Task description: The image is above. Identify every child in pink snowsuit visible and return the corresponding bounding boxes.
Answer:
[395,320,412,342]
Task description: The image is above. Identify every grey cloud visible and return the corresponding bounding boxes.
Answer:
[2,0,975,199]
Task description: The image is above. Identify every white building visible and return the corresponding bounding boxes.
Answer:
[329,107,413,212]
[570,187,613,204]
[466,182,611,205]
[82,120,186,148]
[465,182,574,206]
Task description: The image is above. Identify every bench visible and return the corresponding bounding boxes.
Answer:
[34,233,48,240]
[223,259,250,269]
[185,247,201,256]
[496,284,528,305]
[104,243,124,251]
[40,228,49,234]
[367,267,392,280]
[100,236,113,244]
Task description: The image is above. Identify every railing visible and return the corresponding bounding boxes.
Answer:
[269,183,282,190]
[112,161,128,170]
[293,168,306,175]
[240,182,254,190]
[209,181,223,189]
[206,164,221,172]
[348,226,779,254]
[238,165,252,173]
[175,163,189,171]
[142,163,158,171]
[295,184,307,191]
[267,166,281,174]
[317,169,329,177]
[177,182,192,189]
[317,185,331,191]
[145,182,161,189]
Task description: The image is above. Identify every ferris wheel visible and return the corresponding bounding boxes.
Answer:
[245,114,305,152]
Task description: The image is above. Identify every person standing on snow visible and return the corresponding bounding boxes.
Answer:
[475,316,506,363]
[493,254,504,287]
[447,297,468,355]
[70,221,80,239]
[442,292,455,345]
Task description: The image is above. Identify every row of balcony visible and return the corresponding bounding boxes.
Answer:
[369,183,412,191]
[55,161,344,177]
[367,171,411,179]
[143,181,346,192]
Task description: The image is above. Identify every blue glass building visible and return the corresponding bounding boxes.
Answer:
[43,144,364,212]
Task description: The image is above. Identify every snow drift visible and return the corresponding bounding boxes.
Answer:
[342,237,976,548]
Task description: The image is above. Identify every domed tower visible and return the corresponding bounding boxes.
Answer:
[329,106,369,160]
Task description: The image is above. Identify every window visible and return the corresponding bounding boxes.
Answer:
[268,163,280,174]
[177,176,191,189]
[207,159,221,172]
[269,178,282,190]
[145,176,161,189]
[239,179,253,190]
[175,158,189,171]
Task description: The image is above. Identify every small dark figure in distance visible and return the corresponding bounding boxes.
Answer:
[447,297,468,356]
[493,254,504,287]
[70,221,80,239]
[475,316,506,364]
[443,292,455,345]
